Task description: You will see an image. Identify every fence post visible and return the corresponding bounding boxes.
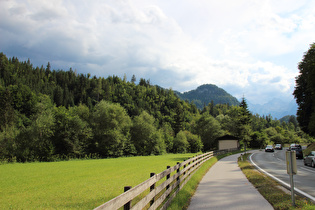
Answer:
[150,173,156,206]
[177,162,180,181]
[166,166,170,190]
[124,186,132,210]
[183,160,186,176]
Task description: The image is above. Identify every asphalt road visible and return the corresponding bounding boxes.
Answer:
[250,148,315,201]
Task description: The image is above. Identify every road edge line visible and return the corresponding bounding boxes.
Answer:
[249,153,315,202]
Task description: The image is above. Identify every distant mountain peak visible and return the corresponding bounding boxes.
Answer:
[195,84,223,93]
[175,84,240,109]
[175,84,297,119]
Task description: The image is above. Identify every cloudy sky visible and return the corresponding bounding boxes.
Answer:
[1,0,315,105]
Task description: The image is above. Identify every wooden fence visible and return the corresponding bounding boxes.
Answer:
[94,151,214,210]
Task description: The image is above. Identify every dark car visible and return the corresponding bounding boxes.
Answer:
[304,151,315,168]
[265,145,274,152]
[275,144,282,150]
[289,146,303,159]
[290,144,301,148]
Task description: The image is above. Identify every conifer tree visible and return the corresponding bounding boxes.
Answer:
[238,97,252,152]
[131,74,136,84]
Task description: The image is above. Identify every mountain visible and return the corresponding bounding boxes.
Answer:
[174,84,297,119]
[175,84,240,109]
[247,98,297,119]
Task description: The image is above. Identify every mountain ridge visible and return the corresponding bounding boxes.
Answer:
[174,84,297,119]
[175,84,240,109]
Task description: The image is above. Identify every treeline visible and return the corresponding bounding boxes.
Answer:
[0,52,314,162]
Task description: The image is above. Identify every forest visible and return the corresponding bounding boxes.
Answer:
[0,52,314,162]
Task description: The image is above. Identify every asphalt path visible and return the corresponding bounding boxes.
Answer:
[250,148,315,202]
[188,153,273,210]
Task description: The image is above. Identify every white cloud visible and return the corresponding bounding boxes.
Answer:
[1,0,315,107]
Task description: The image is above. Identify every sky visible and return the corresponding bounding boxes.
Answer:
[1,0,315,106]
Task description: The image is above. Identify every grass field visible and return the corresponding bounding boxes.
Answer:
[0,153,198,209]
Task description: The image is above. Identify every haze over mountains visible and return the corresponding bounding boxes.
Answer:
[175,84,297,119]
[247,99,297,120]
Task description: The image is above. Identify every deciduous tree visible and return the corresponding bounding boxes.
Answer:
[173,130,189,153]
[131,111,165,155]
[91,100,132,157]
[194,113,223,151]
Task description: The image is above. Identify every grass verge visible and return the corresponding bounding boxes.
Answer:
[238,153,315,210]
[303,142,315,156]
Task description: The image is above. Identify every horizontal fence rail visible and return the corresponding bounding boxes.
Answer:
[94,150,233,210]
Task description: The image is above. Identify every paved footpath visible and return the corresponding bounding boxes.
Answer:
[188,152,274,210]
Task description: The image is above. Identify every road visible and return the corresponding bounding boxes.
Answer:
[250,148,315,201]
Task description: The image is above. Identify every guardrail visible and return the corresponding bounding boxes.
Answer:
[94,151,214,210]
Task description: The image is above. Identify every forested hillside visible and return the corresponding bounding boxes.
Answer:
[0,53,314,162]
[175,84,239,109]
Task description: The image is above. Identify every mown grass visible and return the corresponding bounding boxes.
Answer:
[238,153,315,210]
[0,153,198,209]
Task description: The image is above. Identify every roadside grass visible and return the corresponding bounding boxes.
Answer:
[238,153,315,210]
[0,153,198,209]
[303,142,315,156]
[166,156,218,210]
[167,150,242,210]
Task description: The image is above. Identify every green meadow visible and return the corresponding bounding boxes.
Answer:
[0,153,198,209]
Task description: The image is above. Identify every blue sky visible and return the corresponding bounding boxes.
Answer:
[1,0,315,105]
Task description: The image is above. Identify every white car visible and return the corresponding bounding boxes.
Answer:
[304,151,315,168]
[265,145,274,152]
[274,144,282,150]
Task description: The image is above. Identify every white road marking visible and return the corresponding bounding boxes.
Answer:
[249,153,315,202]
[300,167,315,173]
